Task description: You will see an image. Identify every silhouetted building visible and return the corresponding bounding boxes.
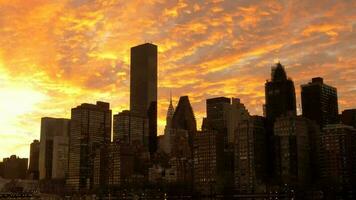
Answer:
[193,130,224,195]
[273,115,313,187]
[234,116,268,193]
[203,97,250,192]
[204,97,231,143]
[66,101,111,191]
[320,124,356,194]
[172,96,197,148]
[113,110,148,147]
[0,162,3,178]
[160,95,175,154]
[28,140,40,180]
[301,77,339,128]
[341,109,356,129]
[130,43,157,154]
[265,63,296,124]
[39,117,70,180]
[2,155,28,179]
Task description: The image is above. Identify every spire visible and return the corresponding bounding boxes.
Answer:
[167,91,174,119]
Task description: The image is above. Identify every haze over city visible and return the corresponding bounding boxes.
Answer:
[0,0,355,163]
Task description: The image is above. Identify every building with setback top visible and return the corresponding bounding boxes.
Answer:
[265,63,296,124]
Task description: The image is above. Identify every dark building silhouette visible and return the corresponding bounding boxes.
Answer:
[203,97,250,192]
[265,63,296,124]
[273,115,317,187]
[341,109,356,129]
[28,139,40,180]
[168,96,197,189]
[204,97,230,146]
[39,117,70,180]
[66,101,112,191]
[130,43,157,154]
[113,110,148,147]
[320,124,356,196]
[193,130,224,195]
[0,162,3,178]
[234,116,268,193]
[171,96,197,147]
[2,155,28,179]
[301,77,339,128]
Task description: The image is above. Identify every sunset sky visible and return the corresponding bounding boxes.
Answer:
[0,0,355,160]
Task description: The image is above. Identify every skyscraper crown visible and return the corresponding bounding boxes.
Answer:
[271,62,287,81]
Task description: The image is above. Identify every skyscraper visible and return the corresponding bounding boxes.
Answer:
[130,43,157,154]
[171,96,197,147]
[273,115,314,186]
[234,116,268,193]
[193,130,224,195]
[341,109,356,129]
[301,77,339,128]
[66,101,111,191]
[113,110,148,146]
[203,97,250,192]
[160,95,175,154]
[39,117,70,180]
[320,124,356,195]
[265,63,296,124]
[28,139,40,179]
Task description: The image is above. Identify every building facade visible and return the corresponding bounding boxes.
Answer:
[2,155,28,179]
[39,117,70,180]
[301,77,339,128]
[341,109,356,129]
[234,116,268,193]
[113,110,148,147]
[28,140,40,180]
[66,101,112,191]
[320,124,356,193]
[193,130,224,195]
[130,43,157,154]
[273,115,312,187]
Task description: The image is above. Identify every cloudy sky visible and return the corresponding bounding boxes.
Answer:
[0,0,355,159]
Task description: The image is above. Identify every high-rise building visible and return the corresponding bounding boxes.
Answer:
[172,96,197,148]
[0,162,3,178]
[273,115,313,187]
[193,130,224,195]
[204,97,249,145]
[130,43,157,154]
[301,77,339,128]
[203,97,250,192]
[341,109,356,129]
[265,63,296,124]
[28,140,40,179]
[234,116,268,193]
[320,124,356,193]
[160,96,175,154]
[66,101,111,191]
[39,117,70,180]
[113,110,148,147]
[2,155,28,179]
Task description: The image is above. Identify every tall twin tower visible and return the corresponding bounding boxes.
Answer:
[130,43,158,154]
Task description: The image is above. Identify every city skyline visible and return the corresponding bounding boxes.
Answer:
[1,0,356,161]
